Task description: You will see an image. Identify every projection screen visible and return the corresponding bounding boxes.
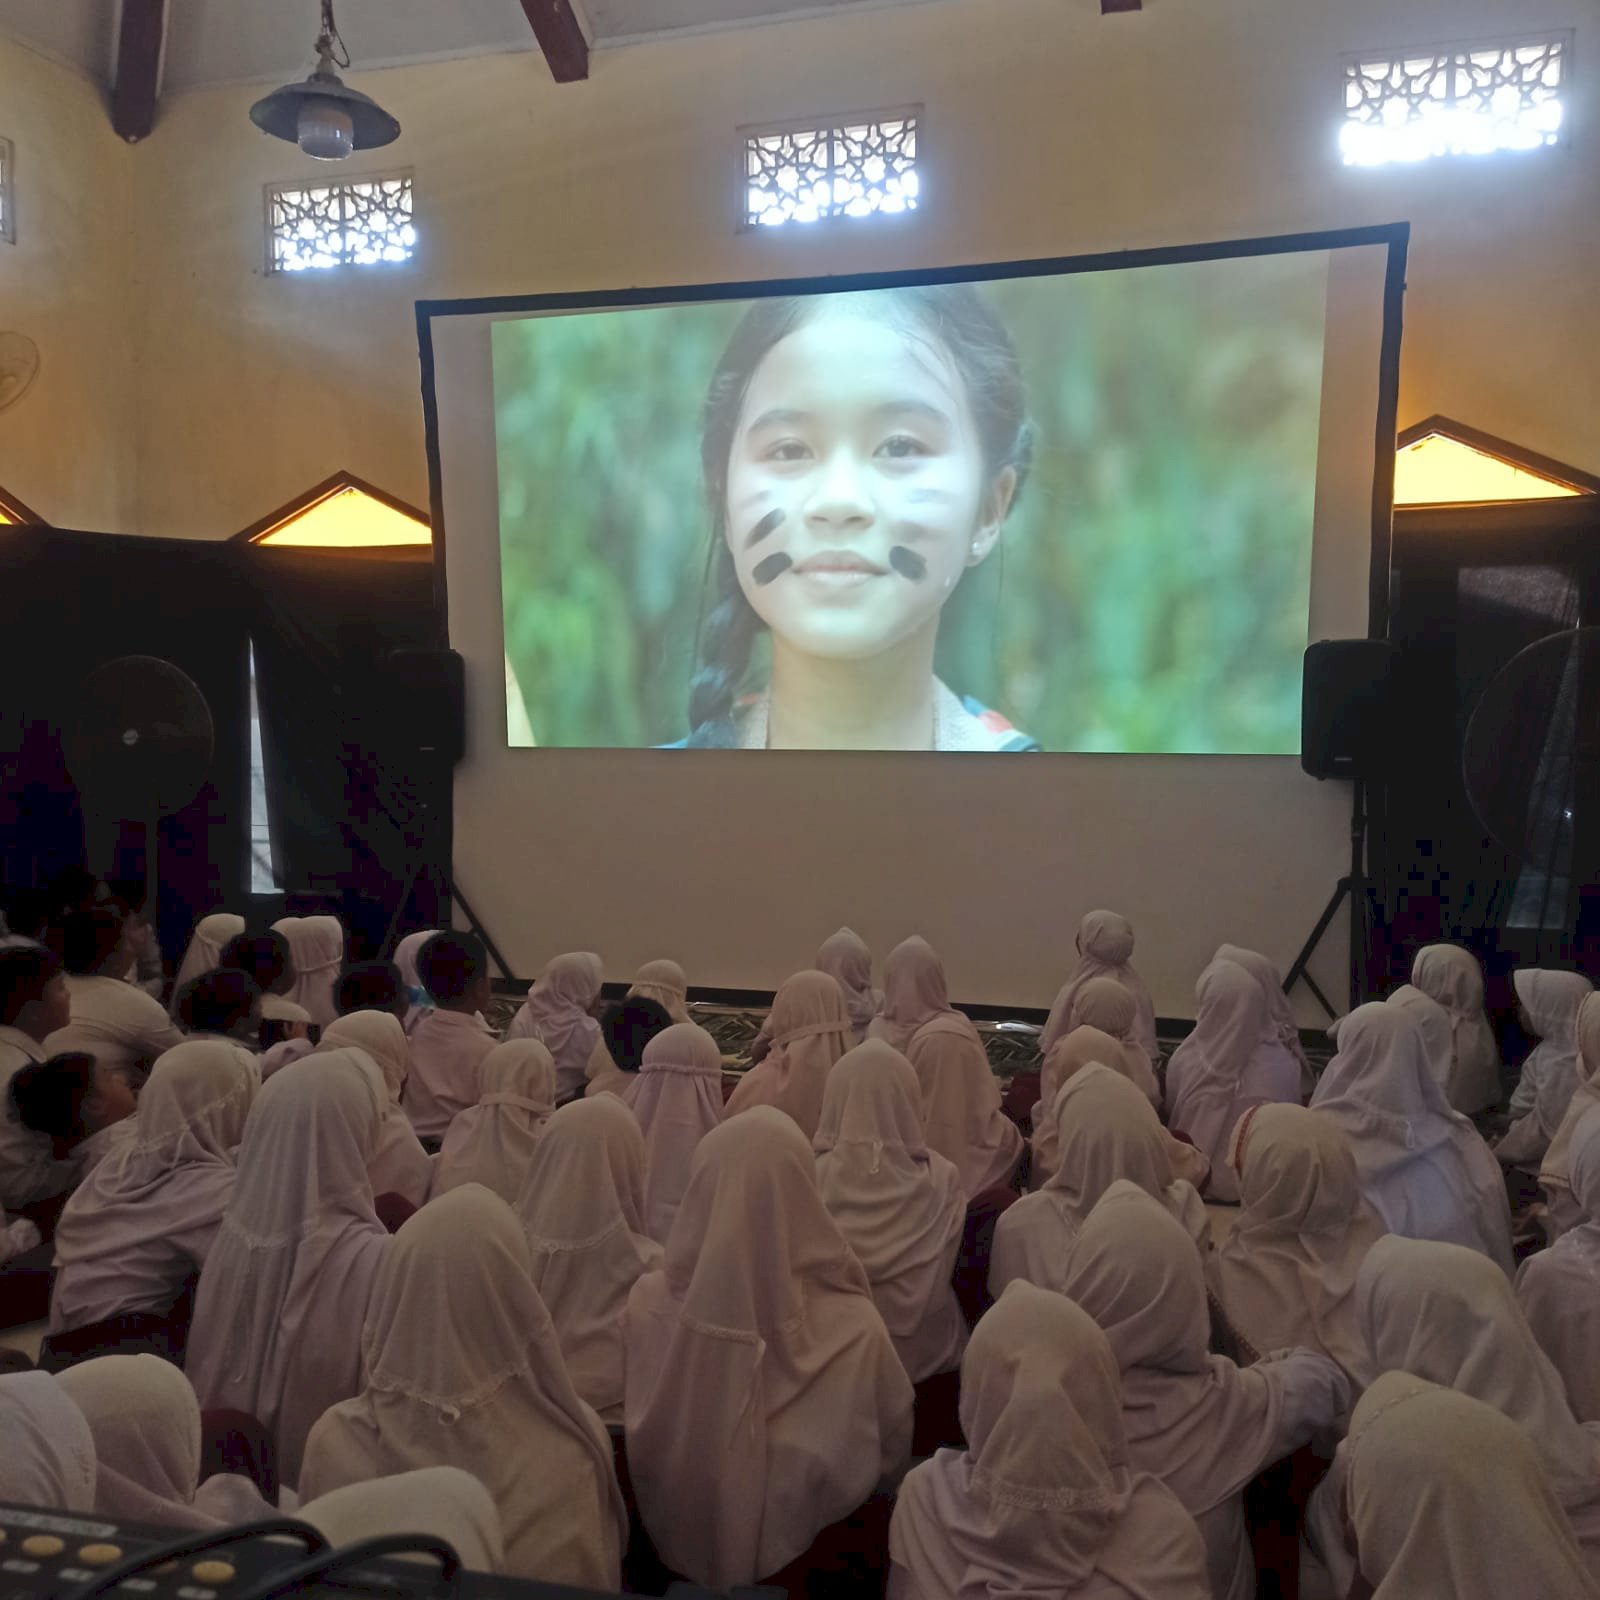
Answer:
[423,224,1405,1020]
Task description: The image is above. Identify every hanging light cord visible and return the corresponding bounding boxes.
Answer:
[316,0,352,70]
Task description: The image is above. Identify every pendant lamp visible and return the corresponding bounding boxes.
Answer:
[250,0,400,161]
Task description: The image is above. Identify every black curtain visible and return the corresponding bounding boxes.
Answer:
[0,530,447,963]
[241,546,447,954]
[0,528,249,961]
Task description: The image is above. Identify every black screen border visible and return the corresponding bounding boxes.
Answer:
[417,221,1410,667]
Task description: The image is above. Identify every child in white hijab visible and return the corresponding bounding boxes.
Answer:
[299,1467,504,1574]
[1344,1374,1600,1600]
[1409,943,1503,1113]
[170,912,246,1002]
[817,927,880,1037]
[1166,960,1301,1203]
[1307,1233,1600,1590]
[626,1021,724,1244]
[300,1184,626,1588]
[506,952,605,1102]
[1059,980,1162,1105]
[49,1039,257,1338]
[907,1014,1023,1198]
[1540,993,1600,1236]
[870,936,962,1053]
[1309,1002,1513,1271]
[184,1050,389,1488]
[270,914,345,1027]
[1522,1103,1600,1421]
[625,959,691,1023]
[516,1096,663,1423]
[1063,1182,1349,1600]
[814,1040,968,1383]
[888,1280,1210,1600]
[56,1354,271,1528]
[1212,944,1311,1094]
[0,1370,96,1511]
[1215,1104,1385,1378]
[1499,967,1595,1167]
[433,1039,555,1204]
[624,1107,913,1588]
[992,1065,1208,1297]
[315,1010,433,1206]
[724,969,853,1137]
[1040,910,1159,1062]
[1032,1027,1204,1191]
[1381,982,1456,1098]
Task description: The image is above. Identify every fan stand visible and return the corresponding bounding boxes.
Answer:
[1283,781,1377,1021]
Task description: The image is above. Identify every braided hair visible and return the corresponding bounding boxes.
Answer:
[685,283,1034,749]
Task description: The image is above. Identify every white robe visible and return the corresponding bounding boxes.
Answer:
[1063,1182,1349,1600]
[299,1184,626,1588]
[889,1281,1209,1600]
[624,1107,912,1587]
[46,974,185,1076]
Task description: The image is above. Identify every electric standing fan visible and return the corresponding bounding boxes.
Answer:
[62,655,215,924]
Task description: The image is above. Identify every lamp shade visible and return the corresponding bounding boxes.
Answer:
[249,69,400,156]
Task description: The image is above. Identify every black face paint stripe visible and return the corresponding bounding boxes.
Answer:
[744,507,786,549]
[889,546,928,581]
[752,551,793,586]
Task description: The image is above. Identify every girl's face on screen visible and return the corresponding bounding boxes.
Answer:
[724,305,1016,661]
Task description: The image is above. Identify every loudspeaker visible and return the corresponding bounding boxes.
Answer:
[1301,639,1396,779]
[385,648,465,766]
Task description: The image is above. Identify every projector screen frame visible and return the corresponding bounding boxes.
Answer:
[418,220,1410,658]
[416,221,1409,1014]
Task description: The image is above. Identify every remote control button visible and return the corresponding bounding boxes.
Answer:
[21,1535,64,1558]
[1,1558,40,1573]
[177,1587,217,1600]
[77,1542,123,1565]
[191,1561,236,1584]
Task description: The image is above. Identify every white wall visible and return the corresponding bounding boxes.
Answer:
[0,33,133,530]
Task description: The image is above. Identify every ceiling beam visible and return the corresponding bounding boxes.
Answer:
[111,0,168,143]
[1101,0,1142,11]
[519,0,590,83]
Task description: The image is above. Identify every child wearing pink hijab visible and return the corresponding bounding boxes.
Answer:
[626,1021,725,1244]
[1064,1182,1349,1600]
[815,1040,967,1383]
[906,1014,1023,1198]
[870,936,962,1053]
[624,1108,912,1588]
[49,1040,257,1339]
[1499,968,1596,1169]
[724,969,853,1137]
[185,1051,390,1488]
[889,1281,1209,1600]
[1040,910,1159,1061]
[506,952,605,1103]
[269,914,345,1027]
[1165,960,1301,1203]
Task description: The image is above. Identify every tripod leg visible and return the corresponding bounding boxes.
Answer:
[1283,876,1352,1017]
[444,878,517,984]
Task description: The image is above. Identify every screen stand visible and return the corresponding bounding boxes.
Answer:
[1283,780,1375,1021]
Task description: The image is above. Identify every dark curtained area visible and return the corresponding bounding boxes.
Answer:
[245,546,448,954]
[0,529,445,962]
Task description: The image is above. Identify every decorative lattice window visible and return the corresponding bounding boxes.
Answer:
[743,110,920,229]
[265,171,415,273]
[1341,33,1570,166]
[0,139,14,245]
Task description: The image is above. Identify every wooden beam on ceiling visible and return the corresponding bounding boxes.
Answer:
[519,0,590,83]
[1101,0,1142,12]
[111,0,168,143]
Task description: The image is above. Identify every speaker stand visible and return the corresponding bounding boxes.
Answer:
[1284,780,1376,1021]
[374,768,518,984]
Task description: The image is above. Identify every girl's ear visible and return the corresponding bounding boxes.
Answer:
[966,466,1018,568]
